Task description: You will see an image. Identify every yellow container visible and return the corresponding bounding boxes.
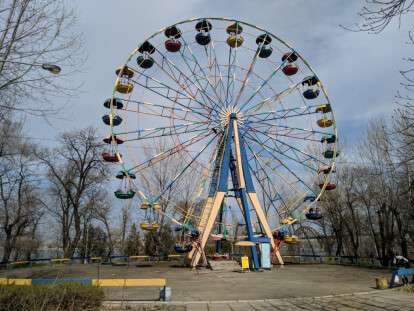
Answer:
[375,277,388,289]
[241,256,249,270]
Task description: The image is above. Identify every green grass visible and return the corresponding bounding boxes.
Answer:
[399,285,414,293]
[0,283,104,311]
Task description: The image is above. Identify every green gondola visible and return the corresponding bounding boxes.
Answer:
[323,150,340,159]
[114,190,135,199]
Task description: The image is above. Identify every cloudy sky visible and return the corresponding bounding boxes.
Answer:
[28,0,411,146]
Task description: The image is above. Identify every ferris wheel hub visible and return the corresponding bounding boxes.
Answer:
[219,106,244,129]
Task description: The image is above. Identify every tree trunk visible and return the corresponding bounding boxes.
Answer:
[1,231,13,263]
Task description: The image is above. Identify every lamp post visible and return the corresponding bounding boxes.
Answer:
[0,60,61,74]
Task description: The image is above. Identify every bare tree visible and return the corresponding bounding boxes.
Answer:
[346,0,413,33]
[92,197,115,258]
[135,139,203,255]
[118,205,130,254]
[0,119,44,263]
[139,139,203,226]
[36,127,108,257]
[0,0,84,119]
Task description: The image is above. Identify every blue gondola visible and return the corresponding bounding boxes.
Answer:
[190,229,200,238]
[174,225,183,232]
[136,55,154,69]
[103,98,123,109]
[305,208,323,220]
[302,75,319,86]
[116,170,136,179]
[174,244,193,254]
[303,194,316,202]
[195,32,211,45]
[102,115,122,126]
[303,89,320,100]
[321,134,336,144]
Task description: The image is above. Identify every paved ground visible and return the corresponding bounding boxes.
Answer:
[0,262,392,301]
[102,290,414,310]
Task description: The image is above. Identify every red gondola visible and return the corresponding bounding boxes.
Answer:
[165,39,181,52]
[282,51,298,63]
[101,152,121,163]
[282,63,298,76]
[319,183,336,190]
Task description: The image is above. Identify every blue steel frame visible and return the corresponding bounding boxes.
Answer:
[214,113,261,270]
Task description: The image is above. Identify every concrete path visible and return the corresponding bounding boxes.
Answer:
[1,264,392,301]
[103,290,414,310]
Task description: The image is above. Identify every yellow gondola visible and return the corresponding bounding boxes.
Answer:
[115,66,134,94]
[140,223,160,231]
[140,201,151,209]
[281,217,297,225]
[283,235,299,244]
[315,104,331,113]
[115,66,134,78]
[115,80,134,94]
[152,202,161,209]
[227,35,244,48]
[226,22,243,34]
[317,118,334,128]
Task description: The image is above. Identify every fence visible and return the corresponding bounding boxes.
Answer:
[281,254,384,268]
[0,254,185,269]
[1,253,396,270]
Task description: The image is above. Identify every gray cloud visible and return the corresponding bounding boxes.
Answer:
[26,0,410,146]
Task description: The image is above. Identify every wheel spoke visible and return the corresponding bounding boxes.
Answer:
[233,39,266,107]
[130,70,213,118]
[153,48,222,116]
[248,154,288,217]
[225,45,238,106]
[248,123,331,136]
[246,128,327,168]
[114,121,211,141]
[238,57,290,112]
[246,126,320,143]
[247,144,310,217]
[122,98,205,123]
[244,104,320,123]
[205,40,227,102]
[152,133,219,203]
[245,135,315,193]
[180,35,227,109]
[130,130,214,172]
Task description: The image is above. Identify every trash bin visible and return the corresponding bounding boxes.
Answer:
[241,256,250,271]
[260,243,271,269]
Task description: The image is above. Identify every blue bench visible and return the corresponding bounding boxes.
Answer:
[389,268,414,288]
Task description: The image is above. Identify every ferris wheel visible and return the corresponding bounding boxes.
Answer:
[101,17,338,270]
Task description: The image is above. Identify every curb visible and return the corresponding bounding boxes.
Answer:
[102,289,400,306]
